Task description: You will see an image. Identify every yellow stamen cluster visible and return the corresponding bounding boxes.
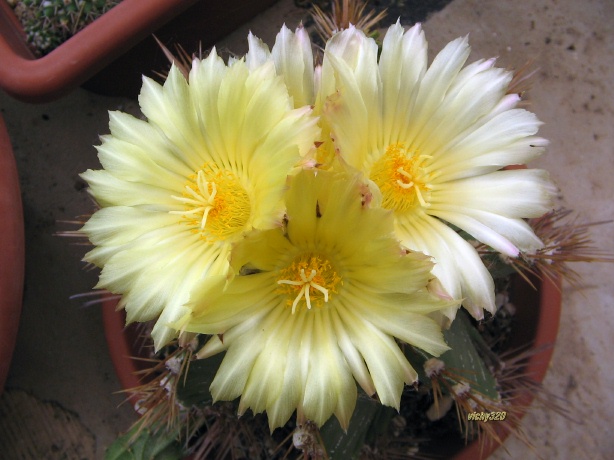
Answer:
[369,143,433,213]
[277,254,342,314]
[172,164,251,242]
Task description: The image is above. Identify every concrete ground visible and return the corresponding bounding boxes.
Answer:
[1,0,613,458]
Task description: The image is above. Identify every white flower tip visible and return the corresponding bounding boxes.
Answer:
[190,56,201,71]
[502,242,520,258]
[296,23,310,41]
[531,136,550,148]
[467,304,486,320]
[500,92,522,111]
[237,401,248,418]
[483,57,498,70]
[427,277,455,302]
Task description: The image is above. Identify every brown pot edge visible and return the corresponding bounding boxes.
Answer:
[0,114,25,393]
[0,0,198,102]
[452,274,562,459]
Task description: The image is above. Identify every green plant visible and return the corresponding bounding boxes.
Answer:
[8,0,120,56]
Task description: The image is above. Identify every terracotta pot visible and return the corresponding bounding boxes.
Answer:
[102,295,151,407]
[0,0,279,103]
[452,274,562,459]
[82,0,280,100]
[102,273,561,458]
[0,114,25,393]
[0,0,199,102]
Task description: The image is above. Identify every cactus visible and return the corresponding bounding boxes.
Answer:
[9,0,120,56]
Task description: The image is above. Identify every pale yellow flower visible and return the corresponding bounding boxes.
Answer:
[181,170,455,430]
[246,24,339,168]
[80,52,319,348]
[320,23,557,319]
[246,24,315,109]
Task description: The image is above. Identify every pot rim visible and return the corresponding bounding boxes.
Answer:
[0,0,198,102]
[0,114,25,393]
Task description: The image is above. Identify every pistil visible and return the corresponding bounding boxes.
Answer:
[278,268,330,314]
[171,164,251,242]
[369,144,433,212]
[277,255,341,314]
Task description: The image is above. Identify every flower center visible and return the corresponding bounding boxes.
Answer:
[171,164,251,242]
[277,254,342,314]
[369,143,432,213]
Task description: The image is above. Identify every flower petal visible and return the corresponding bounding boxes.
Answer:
[81,169,178,208]
[341,310,417,410]
[139,66,204,170]
[430,169,556,218]
[403,35,471,144]
[271,24,315,108]
[395,211,496,318]
[302,311,356,428]
[379,22,427,144]
[431,109,548,181]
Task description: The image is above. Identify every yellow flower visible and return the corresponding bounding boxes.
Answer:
[246,24,339,168]
[321,23,557,319]
[246,24,315,109]
[182,170,455,430]
[80,51,319,348]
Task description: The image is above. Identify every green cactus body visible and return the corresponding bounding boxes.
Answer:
[11,0,121,56]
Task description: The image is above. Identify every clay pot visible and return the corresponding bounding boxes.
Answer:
[0,0,280,103]
[452,274,562,459]
[102,274,561,458]
[0,0,202,103]
[0,114,25,393]
[102,295,150,407]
